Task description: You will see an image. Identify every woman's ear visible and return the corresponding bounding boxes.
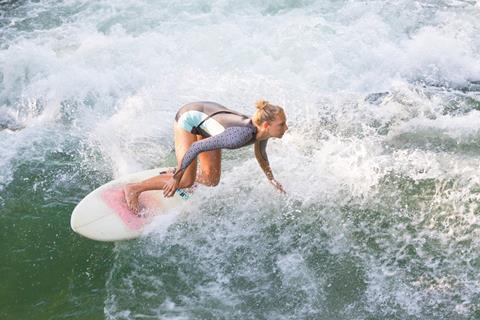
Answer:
[262,121,270,129]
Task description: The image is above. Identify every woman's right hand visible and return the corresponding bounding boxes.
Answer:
[163,177,180,198]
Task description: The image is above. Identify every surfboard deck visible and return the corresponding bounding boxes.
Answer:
[70,167,189,242]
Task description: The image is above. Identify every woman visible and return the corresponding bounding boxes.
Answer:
[124,100,288,213]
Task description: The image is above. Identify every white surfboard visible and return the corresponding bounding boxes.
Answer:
[70,167,189,242]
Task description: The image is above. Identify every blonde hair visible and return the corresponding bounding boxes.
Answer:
[252,99,285,125]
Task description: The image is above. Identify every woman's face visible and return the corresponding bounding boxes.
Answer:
[267,113,288,138]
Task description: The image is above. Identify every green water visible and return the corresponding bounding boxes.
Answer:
[0,142,114,319]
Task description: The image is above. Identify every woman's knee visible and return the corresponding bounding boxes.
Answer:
[200,167,221,186]
[207,175,220,186]
[211,179,220,187]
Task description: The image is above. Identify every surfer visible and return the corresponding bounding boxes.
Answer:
[124,100,288,213]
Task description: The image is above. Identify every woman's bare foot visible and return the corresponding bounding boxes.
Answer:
[123,183,141,214]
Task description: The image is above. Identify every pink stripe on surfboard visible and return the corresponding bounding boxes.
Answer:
[100,186,155,230]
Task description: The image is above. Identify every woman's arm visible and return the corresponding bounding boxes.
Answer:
[254,140,286,194]
[254,140,273,180]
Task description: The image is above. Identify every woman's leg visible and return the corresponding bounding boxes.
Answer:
[195,134,221,186]
[124,123,198,212]
[173,123,198,188]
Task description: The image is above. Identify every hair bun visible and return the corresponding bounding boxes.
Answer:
[256,99,269,110]
[252,99,285,125]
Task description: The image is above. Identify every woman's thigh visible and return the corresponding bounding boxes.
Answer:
[174,122,197,186]
[196,135,221,185]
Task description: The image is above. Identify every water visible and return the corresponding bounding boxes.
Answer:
[1,0,480,319]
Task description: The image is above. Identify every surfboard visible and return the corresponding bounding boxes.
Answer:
[70,167,189,242]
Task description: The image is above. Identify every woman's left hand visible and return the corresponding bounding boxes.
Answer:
[270,179,286,194]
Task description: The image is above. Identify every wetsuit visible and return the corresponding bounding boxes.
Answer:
[174,101,268,174]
